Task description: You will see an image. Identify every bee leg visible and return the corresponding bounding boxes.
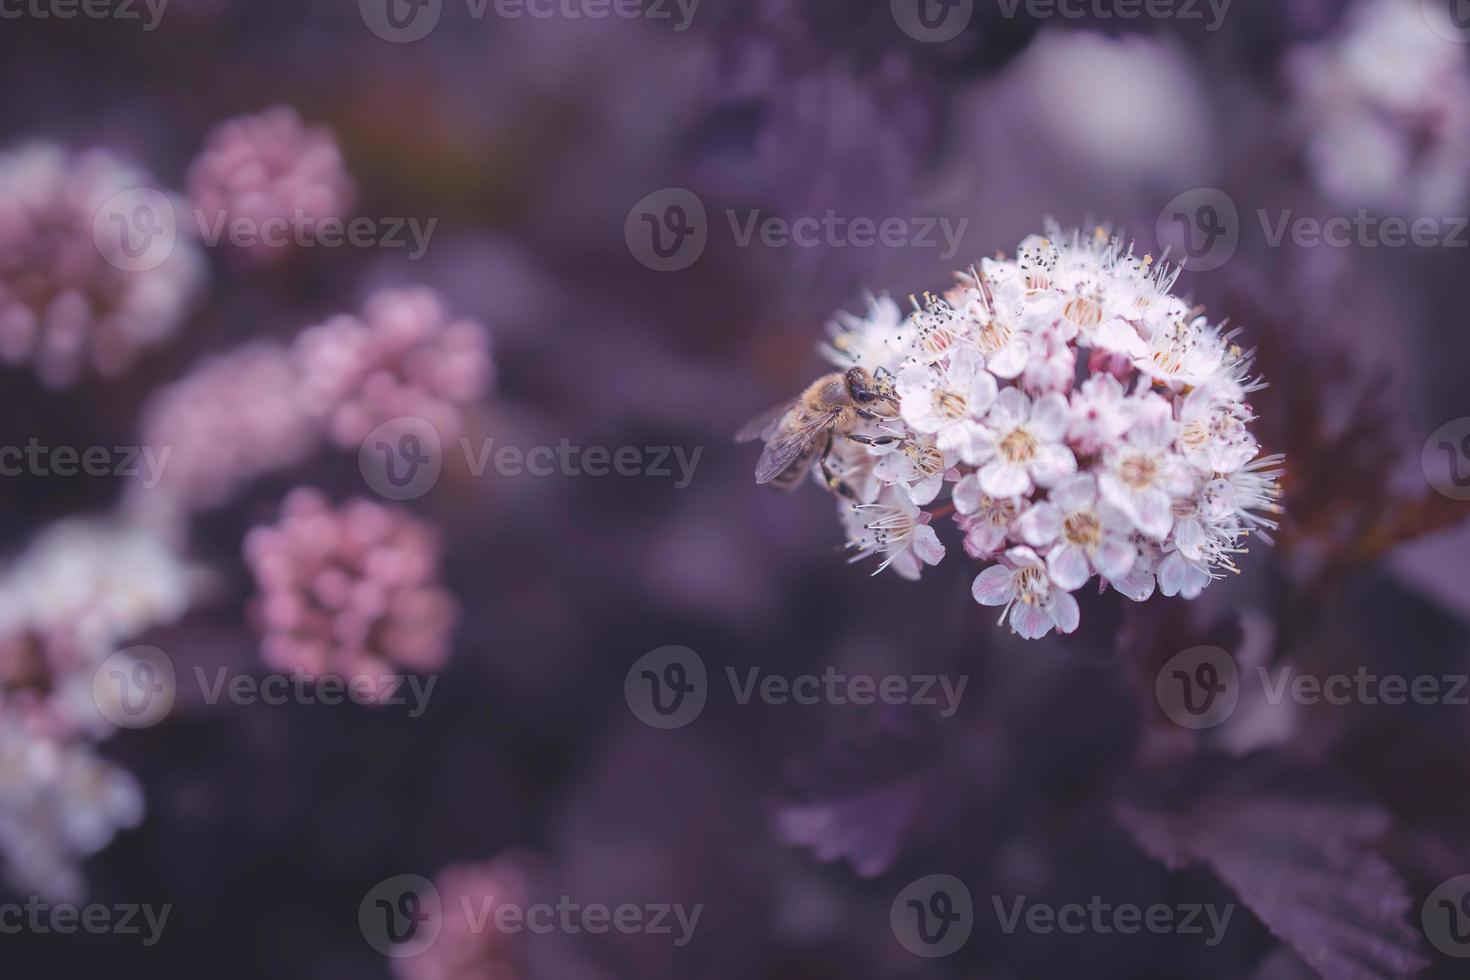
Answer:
[849,433,898,447]
[856,408,900,424]
[819,433,860,502]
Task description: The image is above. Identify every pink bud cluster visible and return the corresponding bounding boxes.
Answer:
[294,286,494,448]
[243,488,458,693]
[186,106,357,264]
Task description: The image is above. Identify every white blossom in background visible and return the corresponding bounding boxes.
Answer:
[1286,0,1470,215]
[0,516,197,898]
[815,224,1282,639]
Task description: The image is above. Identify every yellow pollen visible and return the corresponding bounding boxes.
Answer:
[1062,512,1102,547]
[999,429,1037,463]
[1119,453,1158,489]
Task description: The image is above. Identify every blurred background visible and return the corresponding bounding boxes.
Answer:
[3,0,1470,976]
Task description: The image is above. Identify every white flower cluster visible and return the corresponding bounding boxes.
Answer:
[0,517,197,899]
[825,225,1282,639]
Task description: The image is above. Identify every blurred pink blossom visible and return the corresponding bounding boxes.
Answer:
[1287,0,1470,214]
[244,488,457,693]
[293,286,493,448]
[0,144,206,387]
[187,106,357,264]
[129,341,320,517]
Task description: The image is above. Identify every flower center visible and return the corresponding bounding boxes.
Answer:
[999,428,1037,463]
[1063,294,1103,328]
[1062,511,1102,547]
[1119,452,1157,490]
[932,389,966,421]
[1016,565,1048,603]
[977,317,1013,353]
[906,443,945,477]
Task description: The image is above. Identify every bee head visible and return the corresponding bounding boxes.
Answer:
[844,367,881,403]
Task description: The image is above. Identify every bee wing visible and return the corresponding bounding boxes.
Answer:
[735,399,797,444]
[754,409,836,485]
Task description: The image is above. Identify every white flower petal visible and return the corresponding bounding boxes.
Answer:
[971,566,1015,606]
[1018,501,1063,548]
[1047,544,1091,591]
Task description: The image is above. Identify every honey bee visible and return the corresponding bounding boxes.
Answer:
[736,366,899,494]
